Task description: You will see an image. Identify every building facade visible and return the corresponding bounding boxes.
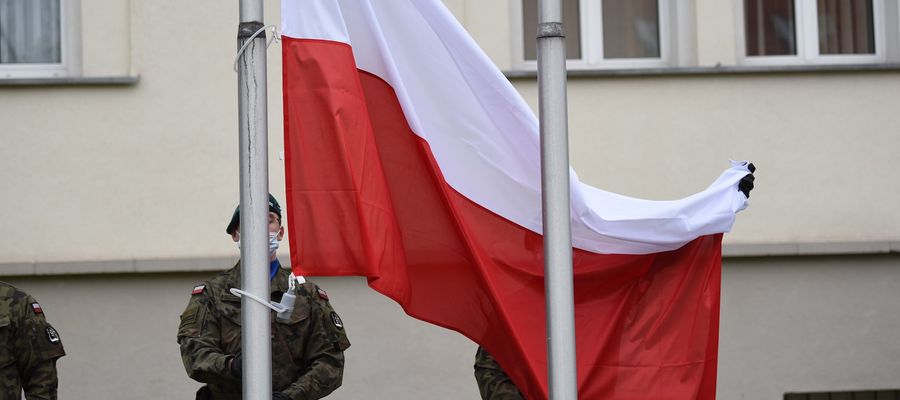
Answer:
[1,1,898,398]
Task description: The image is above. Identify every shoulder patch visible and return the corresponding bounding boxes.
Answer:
[46,326,60,343]
[31,303,43,314]
[330,311,343,329]
[191,285,206,295]
[317,288,329,301]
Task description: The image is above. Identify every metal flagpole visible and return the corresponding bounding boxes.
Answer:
[237,1,271,399]
[536,0,578,398]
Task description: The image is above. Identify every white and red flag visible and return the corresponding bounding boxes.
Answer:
[281,1,751,399]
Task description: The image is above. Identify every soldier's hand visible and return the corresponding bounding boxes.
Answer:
[738,163,756,198]
[228,353,242,379]
[273,393,291,400]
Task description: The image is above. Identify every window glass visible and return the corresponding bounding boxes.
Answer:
[0,0,61,64]
[602,0,660,59]
[522,0,582,61]
[817,0,875,54]
[744,0,797,56]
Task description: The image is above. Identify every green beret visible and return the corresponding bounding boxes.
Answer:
[226,194,282,235]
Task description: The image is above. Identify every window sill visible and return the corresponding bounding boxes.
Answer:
[0,75,140,86]
[503,63,900,79]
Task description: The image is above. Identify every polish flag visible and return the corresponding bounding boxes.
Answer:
[281,1,750,399]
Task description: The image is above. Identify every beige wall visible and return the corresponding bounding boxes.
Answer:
[3,274,481,400]
[1,0,899,399]
[4,255,899,399]
[719,255,900,398]
[516,73,900,245]
[3,0,899,265]
[0,1,283,263]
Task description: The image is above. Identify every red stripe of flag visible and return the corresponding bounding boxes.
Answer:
[282,37,721,400]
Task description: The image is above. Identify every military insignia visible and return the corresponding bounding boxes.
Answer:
[317,288,329,301]
[330,312,343,329]
[192,284,206,295]
[31,303,43,314]
[46,327,60,343]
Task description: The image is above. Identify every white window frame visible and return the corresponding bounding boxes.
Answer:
[0,0,81,79]
[512,0,675,70]
[736,0,887,66]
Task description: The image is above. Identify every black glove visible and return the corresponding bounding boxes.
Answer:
[228,353,242,379]
[738,163,756,198]
[273,393,291,400]
[195,386,213,400]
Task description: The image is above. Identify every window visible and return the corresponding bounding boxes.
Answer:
[0,0,78,79]
[514,0,675,70]
[738,0,886,65]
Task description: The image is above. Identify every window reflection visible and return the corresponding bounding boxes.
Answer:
[744,0,797,56]
[817,0,875,55]
[602,0,660,59]
[0,0,62,64]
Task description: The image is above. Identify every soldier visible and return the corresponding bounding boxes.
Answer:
[0,281,65,400]
[178,194,350,400]
[474,346,525,399]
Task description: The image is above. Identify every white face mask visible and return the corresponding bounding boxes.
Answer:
[268,231,280,256]
[235,231,281,256]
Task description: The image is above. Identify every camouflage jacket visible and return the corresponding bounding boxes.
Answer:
[474,346,525,400]
[178,263,350,400]
[0,282,65,400]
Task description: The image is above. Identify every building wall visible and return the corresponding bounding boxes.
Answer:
[517,73,900,245]
[2,1,899,263]
[3,273,482,400]
[719,255,900,398]
[1,0,898,398]
[4,254,899,399]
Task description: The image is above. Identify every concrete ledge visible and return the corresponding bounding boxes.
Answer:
[0,263,37,276]
[723,241,898,257]
[1,256,244,277]
[504,63,900,79]
[0,75,140,86]
[722,243,801,257]
[1,243,897,277]
[134,257,240,273]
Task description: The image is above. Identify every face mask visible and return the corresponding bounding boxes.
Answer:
[268,232,280,256]
[235,232,281,255]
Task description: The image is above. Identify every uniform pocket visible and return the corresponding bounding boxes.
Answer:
[219,292,243,326]
[178,301,207,339]
[275,293,310,325]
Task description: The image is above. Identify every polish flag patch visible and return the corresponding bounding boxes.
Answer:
[191,285,206,295]
[31,303,43,314]
[317,288,329,301]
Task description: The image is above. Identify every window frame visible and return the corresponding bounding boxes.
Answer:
[512,0,675,70]
[0,0,81,79]
[736,0,887,66]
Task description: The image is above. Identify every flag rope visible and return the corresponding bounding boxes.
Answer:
[233,25,281,72]
[229,287,288,313]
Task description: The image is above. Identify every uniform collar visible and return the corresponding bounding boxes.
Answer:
[227,262,290,293]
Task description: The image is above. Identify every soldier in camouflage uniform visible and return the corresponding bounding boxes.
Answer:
[474,346,525,400]
[178,195,350,400]
[0,282,65,400]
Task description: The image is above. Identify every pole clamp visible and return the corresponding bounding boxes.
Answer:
[238,21,266,38]
[234,25,280,72]
[537,22,565,39]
